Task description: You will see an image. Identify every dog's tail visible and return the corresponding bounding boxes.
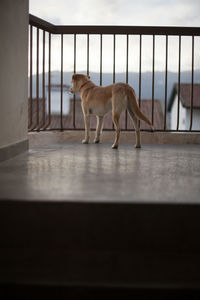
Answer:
[128,88,154,130]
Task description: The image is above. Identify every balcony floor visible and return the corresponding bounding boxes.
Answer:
[0,142,200,203]
[1,142,200,293]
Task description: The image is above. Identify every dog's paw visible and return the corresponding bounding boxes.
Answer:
[82,139,89,144]
[94,139,100,144]
[135,144,141,149]
[112,144,118,149]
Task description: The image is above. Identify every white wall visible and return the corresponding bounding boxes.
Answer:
[170,95,178,129]
[187,109,200,130]
[170,95,186,130]
[0,0,28,148]
[171,95,200,130]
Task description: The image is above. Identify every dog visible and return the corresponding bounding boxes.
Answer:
[70,73,153,149]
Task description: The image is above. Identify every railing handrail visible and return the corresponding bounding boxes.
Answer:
[29,14,200,36]
[29,14,55,33]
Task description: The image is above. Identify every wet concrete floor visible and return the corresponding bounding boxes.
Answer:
[0,143,199,203]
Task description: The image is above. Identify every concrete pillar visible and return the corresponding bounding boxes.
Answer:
[0,0,29,161]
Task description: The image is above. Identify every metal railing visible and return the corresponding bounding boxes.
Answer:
[28,14,200,132]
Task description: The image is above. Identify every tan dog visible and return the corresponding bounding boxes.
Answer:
[70,74,153,149]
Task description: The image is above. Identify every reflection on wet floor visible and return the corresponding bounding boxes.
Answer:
[0,143,200,203]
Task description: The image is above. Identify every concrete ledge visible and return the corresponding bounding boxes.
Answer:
[29,130,200,148]
[0,139,28,162]
[1,201,200,289]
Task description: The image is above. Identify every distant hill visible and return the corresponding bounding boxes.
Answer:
[29,70,200,106]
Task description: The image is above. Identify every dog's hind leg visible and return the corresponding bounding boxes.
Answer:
[112,113,120,149]
[127,107,141,148]
[94,116,104,143]
[111,94,126,149]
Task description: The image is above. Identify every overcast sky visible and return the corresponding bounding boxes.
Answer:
[29,0,200,74]
[30,0,200,27]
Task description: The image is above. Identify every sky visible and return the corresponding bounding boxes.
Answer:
[29,0,200,74]
[30,0,200,27]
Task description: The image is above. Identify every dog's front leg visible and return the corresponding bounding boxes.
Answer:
[82,114,90,144]
[94,116,104,143]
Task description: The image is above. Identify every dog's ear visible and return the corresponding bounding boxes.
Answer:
[87,75,90,79]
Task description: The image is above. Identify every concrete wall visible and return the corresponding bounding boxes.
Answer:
[0,0,28,158]
[1,201,200,292]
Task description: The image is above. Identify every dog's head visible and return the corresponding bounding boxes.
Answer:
[70,73,90,93]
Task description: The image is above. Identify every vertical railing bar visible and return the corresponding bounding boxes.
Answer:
[43,32,51,130]
[38,30,46,131]
[42,30,45,128]
[164,35,168,130]
[100,34,103,86]
[48,33,51,128]
[36,27,39,129]
[190,35,194,131]
[29,25,33,130]
[60,34,63,131]
[138,34,142,128]
[152,34,155,126]
[112,34,116,130]
[113,34,116,84]
[87,34,89,76]
[126,34,129,84]
[125,34,129,130]
[73,34,76,129]
[177,35,181,131]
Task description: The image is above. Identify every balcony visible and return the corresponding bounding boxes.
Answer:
[1,141,200,298]
[1,4,200,298]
